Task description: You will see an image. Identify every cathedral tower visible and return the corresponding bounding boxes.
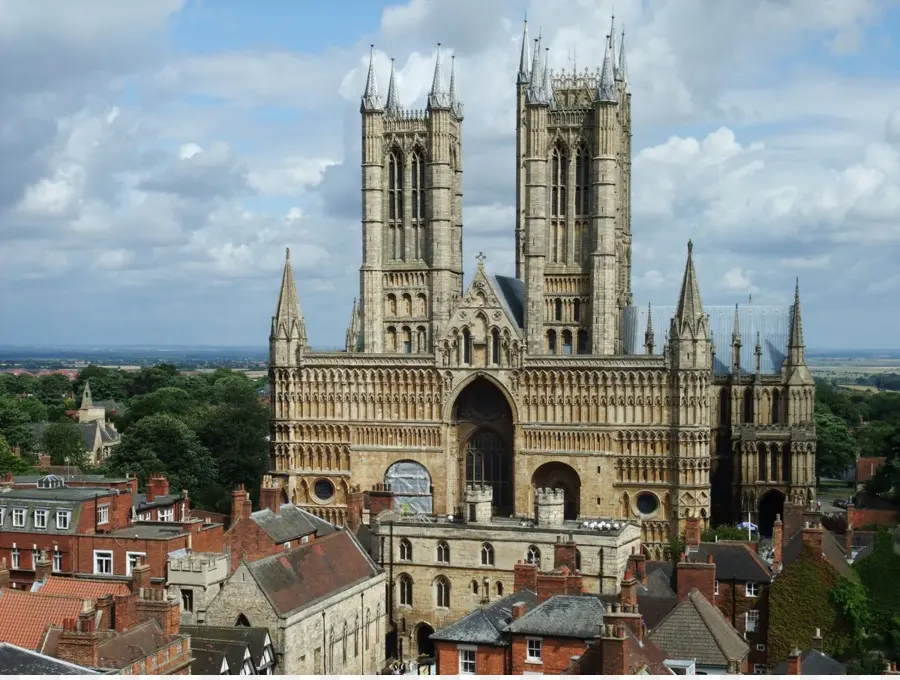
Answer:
[518,19,633,357]
[357,46,464,354]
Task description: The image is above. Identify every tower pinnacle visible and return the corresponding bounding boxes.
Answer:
[542,48,554,107]
[598,31,618,103]
[789,278,806,364]
[617,28,628,84]
[517,19,531,84]
[449,55,463,119]
[271,247,307,346]
[360,45,382,113]
[526,36,545,105]
[427,44,450,110]
[673,240,704,335]
[385,58,402,116]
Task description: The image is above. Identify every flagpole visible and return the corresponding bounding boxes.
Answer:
[747,510,752,541]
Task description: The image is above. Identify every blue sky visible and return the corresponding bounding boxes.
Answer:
[1,0,899,350]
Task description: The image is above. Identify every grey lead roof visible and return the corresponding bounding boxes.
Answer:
[430,590,538,645]
[772,650,846,675]
[623,304,792,375]
[0,642,99,675]
[489,274,525,329]
[250,504,331,544]
[505,594,607,639]
[181,625,272,669]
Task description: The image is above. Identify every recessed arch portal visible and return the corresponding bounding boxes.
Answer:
[415,622,435,658]
[758,489,785,538]
[453,377,515,516]
[531,462,582,520]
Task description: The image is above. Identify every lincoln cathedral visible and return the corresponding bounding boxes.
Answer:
[266,20,817,557]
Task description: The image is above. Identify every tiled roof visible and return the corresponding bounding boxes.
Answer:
[0,642,99,675]
[649,589,749,669]
[599,593,678,630]
[772,649,846,675]
[32,576,131,601]
[694,542,772,582]
[782,529,854,579]
[250,504,319,543]
[189,638,248,674]
[181,624,272,669]
[505,594,606,639]
[0,589,86,650]
[625,633,674,675]
[431,591,538,645]
[246,530,381,617]
[42,619,179,670]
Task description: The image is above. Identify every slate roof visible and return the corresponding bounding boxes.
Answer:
[245,529,381,617]
[0,589,87,650]
[188,638,247,674]
[181,624,272,670]
[772,649,847,675]
[42,619,181,671]
[693,542,772,582]
[488,274,526,328]
[639,562,676,597]
[431,591,539,645]
[32,576,131,601]
[623,304,792,376]
[648,589,749,669]
[782,529,854,579]
[598,593,678,631]
[506,594,607,639]
[250,504,324,543]
[0,642,99,674]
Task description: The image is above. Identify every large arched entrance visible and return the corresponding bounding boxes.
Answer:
[415,623,435,658]
[531,462,581,520]
[758,489,785,538]
[453,377,515,516]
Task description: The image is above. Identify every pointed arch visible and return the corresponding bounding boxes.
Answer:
[387,146,404,260]
[549,142,569,263]
[410,146,426,259]
[574,142,590,216]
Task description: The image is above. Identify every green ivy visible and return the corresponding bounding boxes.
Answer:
[854,528,900,643]
[768,544,852,669]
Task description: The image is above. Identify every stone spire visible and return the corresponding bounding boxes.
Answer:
[598,30,618,103]
[449,55,464,119]
[80,380,93,409]
[345,298,361,352]
[526,36,544,105]
[754,331,763,376]
[608,15,617,81]
[673,241,704,336]
[517,19,531,84]
[731,303,741,346]
[360,45,382,113]
[789,278,805,364]
[271,247,307,345]
[542,48,555,107]
[427,44,451,110]
[385,58,402,117]
[617,28,628,84]
[644,304,655,355]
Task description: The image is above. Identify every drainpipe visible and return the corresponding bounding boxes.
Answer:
[322,611,327,674]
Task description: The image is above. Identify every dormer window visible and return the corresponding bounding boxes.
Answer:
[12,508,26,527]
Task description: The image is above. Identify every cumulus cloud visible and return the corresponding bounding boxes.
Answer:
[0,0,898,347]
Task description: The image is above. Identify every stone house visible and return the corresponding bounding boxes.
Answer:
[204,529,388,674]
[167,550,230,624]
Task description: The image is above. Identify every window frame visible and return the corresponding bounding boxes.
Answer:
[126,551,146,576]
[33,509,48,529]
[12,507,26,528]
[56,510,72,530]
[97,504,109,525]
[158,507,174,522]
[526,637,543,663]
[745,581,758,598]
[481,542,494,566]
[753,664,767,674]
[399,538,412,561]
[714,579,719,596]
[52,549,63,573]
[11,546,20,569]
[93,549,113,575]
[745,609,759,633]
[458,646,476,675]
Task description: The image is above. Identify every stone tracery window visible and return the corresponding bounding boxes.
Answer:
[466,430,512,512]
[549,143,568,263]
[435,577,451,608]
[387,148,404,260]
[526,545,541,565]
[410,148,425,259]
[398,574,412,606]
[385,460,433,514]
[436,540,450,564]
[480,542,495,566]
[399,538,413,561]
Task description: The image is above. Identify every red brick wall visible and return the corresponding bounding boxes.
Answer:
[435,642,506,675]
[715,581,769,666]
[848,507,898,529]
[676,561,716,603]
[223,518,279,573]
[0,534,76,587]
[510,636,587,675]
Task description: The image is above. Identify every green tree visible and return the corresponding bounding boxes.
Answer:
[40,422,89,468]
[830,577,870,644]
[127,364,179,398]
[854,528,900,643]
[104,413,217,505]
[0,372,36,397]
[0,395,35,454]
[857,421,898,458]
[701,523,755,541]
[0,434,35,475]
[17,396,48,423]
[664,535,687,564]
[815,410,858,482]
[117,387,198,432]
[73,365,129,403]
[35,373,73,407]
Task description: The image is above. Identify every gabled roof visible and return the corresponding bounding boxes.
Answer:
[181,624,272,669]
[249,504,331,544]
[31,576,130,601]
[0,589,86,650]
[772,649,846,675]
[0,642,99,674]
[42,618,181,670]
[648,588,749,668]
[506,594,607,639]
[244,529,381,617]
[694,542,772,582]
[189,637,249,674]
[488,275,525,329]
[431,591,538,645]
[639,562,677,597]
[782,530,854,579]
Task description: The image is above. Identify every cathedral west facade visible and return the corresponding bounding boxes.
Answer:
[267,21,817,556]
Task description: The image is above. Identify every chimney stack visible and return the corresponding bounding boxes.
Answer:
[55,605,101,669]
[147,475,169,502]
[511,602,527,620]
[811,628,822,651]
[553,535,578,571]
[130,556,152,594]
[801,521,824,556]
[786,646,802,675]
[259,475,280,515]
[599,624,628,675]
[34,550,52,583]
[513,561,538,593]
[231,485,249,524]
[676,553,716,604]
[684,517,701,548]
[619,569,638,607]
[772,515,783,568]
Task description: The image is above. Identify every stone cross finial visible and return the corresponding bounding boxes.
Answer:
[476,252,486,267]
[285,247,291,261]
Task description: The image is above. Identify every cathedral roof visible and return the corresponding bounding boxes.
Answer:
[488,274,525,329]
[622,304,792,376]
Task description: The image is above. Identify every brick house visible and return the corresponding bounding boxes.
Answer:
[223,482,335,574]
[0,475,223,587]
[0,557,192,674]
[433,562,673,675]
[205,529,388,675]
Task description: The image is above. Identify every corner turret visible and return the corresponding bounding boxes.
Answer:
[668,241,711,370]
[360,45,382,113]
[270,248,308,367]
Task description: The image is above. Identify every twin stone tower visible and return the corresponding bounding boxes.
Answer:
[266,19,817,557]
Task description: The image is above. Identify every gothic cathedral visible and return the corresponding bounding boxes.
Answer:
[266,21,817,557]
